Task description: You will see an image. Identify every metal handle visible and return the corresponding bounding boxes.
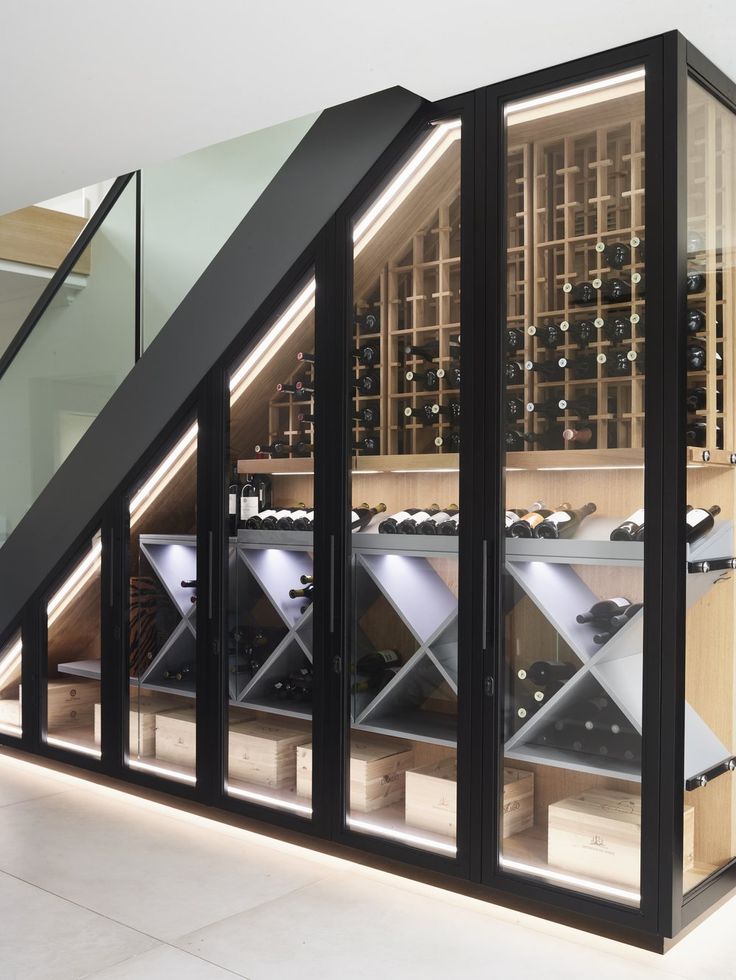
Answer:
[481,538,488,650]
[108,527,114,608]
[208,531,213,620]
[329,534,335,634]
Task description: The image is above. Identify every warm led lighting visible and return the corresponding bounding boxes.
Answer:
[536,465,645,472]
[347,816,457,856]
[229,279,316,406]
[46,736,101,759]
[0,722,20,737]
[129,423,198,526]
[500,856,640,903]
[270,471,314,477]
[226,782,313,816]
[0,636,22,693]
[47,538,102,627]
[352,469,381,475]
[505,68,646,119]
[391,468,459,474]
[353,119,461,252]
[128,758,197,785]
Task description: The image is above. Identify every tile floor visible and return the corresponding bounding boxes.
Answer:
[0,752,733,979]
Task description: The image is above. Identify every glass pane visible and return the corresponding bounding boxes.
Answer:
[0,181,136,547]
[346,119,461,854]
[0,629,22,738]
[500,70,647,906]
[140,114,318,351]
[46,533,102,757]
[126,422,198,784]
[683,78,736,893]
[224,279,315,816]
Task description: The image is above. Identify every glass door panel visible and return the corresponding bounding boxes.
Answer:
[45,533,102,757]
[500,70,648,906]
[224,279,315,817]
[126,421,198,784]
[683,77,736,893]
[0,630,22,738]
[346,119,462,854]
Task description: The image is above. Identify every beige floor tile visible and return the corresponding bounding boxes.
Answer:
[83,944,247,979]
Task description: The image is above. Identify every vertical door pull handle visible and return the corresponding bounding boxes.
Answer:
[482,538,488,651]
[208,531,213,620]
[108,528,115,608]
[329,535,335,635]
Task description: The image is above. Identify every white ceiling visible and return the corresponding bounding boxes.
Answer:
[2,0,736,214]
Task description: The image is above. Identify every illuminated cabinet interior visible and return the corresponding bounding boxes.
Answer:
[5,32,736,953]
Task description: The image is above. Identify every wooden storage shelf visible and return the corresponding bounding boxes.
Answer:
[238,453,461,475]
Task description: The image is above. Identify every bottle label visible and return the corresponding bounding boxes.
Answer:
[624,509,645,526]
[228,492,237,516]
[410,512,432,523]
[389,511,413,523]
[686,510,707,527]
[547,511,571,524]
[376,650,399,664]
[608,598,629,607]
[241,497,259,520]
[290,510,309,521]
[431,512,452,524]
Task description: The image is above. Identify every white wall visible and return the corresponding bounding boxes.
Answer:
[140,112,317,347]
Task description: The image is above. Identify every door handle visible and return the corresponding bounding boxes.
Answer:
[482,538,488,651]
[208,531,213,620]
[329,534,335,635]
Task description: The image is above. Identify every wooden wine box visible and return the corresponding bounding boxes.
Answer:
[45,679,98,729]
[228,719,311,789]
[548,789,695,889]
[297,737,414,811]
[93,694,180,754]
[154,706,197,768]
[404,760,533,839]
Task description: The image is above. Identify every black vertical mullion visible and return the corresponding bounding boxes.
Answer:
[100,500,122,772]
[134,171,142,362]
[20,602,41,755]
[655,30,689,938]
[314,218,349,841]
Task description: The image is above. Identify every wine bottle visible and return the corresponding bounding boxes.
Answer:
[352,405,380,426]
[558,354,598,379]
[603,349,643,376]
[568,319,597,348]
[631,271,645,295]
[254,441,291,457]
[395,505,441,534]
[300,574,314,585]
[405,342,439,361]
[357,649,401,673]
[431,400,460,421]
[443,366,461,388]
[686,272,706,294]
[526,398,561,417]
[293,440,315,457]
[685,344,723,373]
[296,351,316,364]
[687,229,705,254]
[595,603,644,643]
[378,509,422,534]
[504,430,538,452]
[685,308,706,335]
[295,380,315,396]
[289,583,314,600]
[352,435,379,454]
[610,509,645,542]
[505,327,525,353]
[293,510,315,531]
[181,579,197,588]
[352,343,380,366]
[603,316,632,343]
[505,397,525,421]
[438,514,460,536]
[505,502,543,533]
[526,359,564,381]
[405,368,445,390]
[685,504,721,544]
[416,505,460,534]
[164,663,194,682]
[355,310,379,331]
[518,661,576,685]
[508,506,555,538]
[239,479,260,526]
[261,508,301,530]
[600,278,632,303]
[353,373,380,395]
[564,281,597,305]
[404,403,436,425]
[434,431,461,451]
[227,464,240,537]
[275,382,297,395]
[686,422,717,448]
[596,241,631,269]
[562,426,594,447]
[352,502,387,531]
[528,323,564,349]
[535,502,596,539]
[276,508,312,530]
[297,412,316,426]
[576,598,631,625]
[558,395,596,417]
[244,508,277,529]
[504,360,525,385]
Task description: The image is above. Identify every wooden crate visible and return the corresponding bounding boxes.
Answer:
[404,760,533,839]
[229,719,311,789]
[297,736,414,812]
[0,699,20,728]
[93,695,180,754]
[549,789,695,889]
[154,706,197,768]
[46,680,98,729]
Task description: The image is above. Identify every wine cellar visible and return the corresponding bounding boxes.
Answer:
[5,32,736,952]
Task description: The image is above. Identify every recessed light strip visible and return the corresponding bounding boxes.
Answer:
[499,856,640,903]
[347,816,457,856]
[129,423,199,525]
[505,68,646,117]
[47,539,103,626]
[226,783,313,816]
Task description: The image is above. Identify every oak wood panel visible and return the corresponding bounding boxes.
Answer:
[0,206,91,274]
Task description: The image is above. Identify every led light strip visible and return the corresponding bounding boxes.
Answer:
[129,423,198,525]
[46,736,101,759]
[347,816,457,856]
[128,758,197,785]
[500,856,640,903]
[47,538,102,627]
[226,782,313,816]
[505,68,646,118]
